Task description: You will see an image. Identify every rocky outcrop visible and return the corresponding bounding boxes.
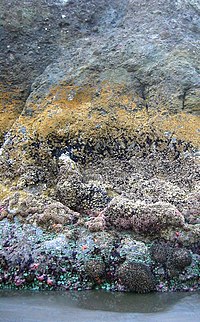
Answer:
[0,0,199,293]
[1,220,199,292]
[104,197,185,233]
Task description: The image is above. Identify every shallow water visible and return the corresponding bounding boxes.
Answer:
[0,290,200,322]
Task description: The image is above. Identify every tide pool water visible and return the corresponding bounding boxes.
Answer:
[0,290,200,322]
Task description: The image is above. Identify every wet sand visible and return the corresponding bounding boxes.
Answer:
[0,290,200,322]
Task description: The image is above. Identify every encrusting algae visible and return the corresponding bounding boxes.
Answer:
[0,84,24,144]
[5,82,200,164]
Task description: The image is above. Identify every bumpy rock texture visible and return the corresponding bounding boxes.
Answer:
[0,0,200,293]
[117,262,156,293]
[0,0,200,143]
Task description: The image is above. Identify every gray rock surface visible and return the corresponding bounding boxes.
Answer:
[0,0,199,117]
[24,0,200,113]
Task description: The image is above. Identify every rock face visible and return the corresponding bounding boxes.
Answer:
[0,0,199,143]
[0,0,200,293]
[104,197,185,233]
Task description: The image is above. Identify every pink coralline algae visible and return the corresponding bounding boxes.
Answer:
[30,263,40,270]
[14,276,25,286]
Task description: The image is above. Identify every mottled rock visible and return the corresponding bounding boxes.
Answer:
[104,197,185,235]
[167,248,192,270]
[118,238,149,263]
[84,259,106,281]
[0,0,199,166]
[117,262,155,293]
[37,201,80,227]
[132,202,185,236]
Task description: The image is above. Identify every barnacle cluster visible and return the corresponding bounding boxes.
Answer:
[150,242,192,268]
[167,249,192,271]
[103,197,134,230]
[117,261,155,293]
[131,202,185,236]
[104,197,185,235]
[84,258,106,281]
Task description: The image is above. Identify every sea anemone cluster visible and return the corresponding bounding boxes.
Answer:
[0,219,199,293]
